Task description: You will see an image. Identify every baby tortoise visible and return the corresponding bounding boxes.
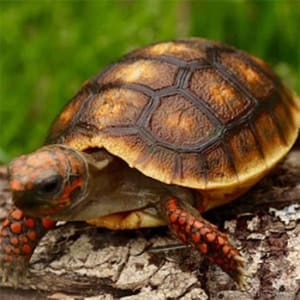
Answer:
[1,38,300,286]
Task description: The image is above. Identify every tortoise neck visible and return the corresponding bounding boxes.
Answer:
[59,149,196,222]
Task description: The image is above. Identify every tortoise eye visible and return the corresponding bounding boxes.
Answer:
[36,174,63,197]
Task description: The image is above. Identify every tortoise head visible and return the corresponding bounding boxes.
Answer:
[7,145,89,218]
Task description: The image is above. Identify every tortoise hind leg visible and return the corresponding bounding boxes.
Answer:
[0,207,56,282]
[160,197,245,286]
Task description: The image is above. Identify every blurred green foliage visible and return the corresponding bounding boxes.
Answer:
[0,0,299,163]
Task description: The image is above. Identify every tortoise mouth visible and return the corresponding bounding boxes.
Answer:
[11,189,69,218]
[12,190,48,216]
[9,175,90,219]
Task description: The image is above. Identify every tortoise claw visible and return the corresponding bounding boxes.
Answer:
[0,207,56,283]
[164,197,246,286]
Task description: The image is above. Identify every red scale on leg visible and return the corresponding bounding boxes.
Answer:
[191,231,200,243]
[0,207,56,280]
[198,243,208,254]
[25,218,36,229]
[164,197,245,285]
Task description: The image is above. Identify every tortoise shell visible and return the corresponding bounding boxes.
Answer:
[47,38,300,191]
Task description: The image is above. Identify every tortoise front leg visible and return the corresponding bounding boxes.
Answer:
[160,197,245,286]
[0,207,56,282]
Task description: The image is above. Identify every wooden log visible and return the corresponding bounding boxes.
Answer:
[0,150,299,300]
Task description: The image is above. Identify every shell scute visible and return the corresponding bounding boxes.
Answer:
[253,111,286,166]
[204,146,236,183]
[180,153,207,187]
[219,51,274,99]
[80,88,149,132]
[228,127,266,176]
[98,59,178,90]
[189,69,252,123]
[48,88,91,142]
[149,94,215,146]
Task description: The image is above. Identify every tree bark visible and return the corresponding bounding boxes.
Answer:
[0,150,299,300]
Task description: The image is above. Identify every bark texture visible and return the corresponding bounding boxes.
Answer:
[0,150,299,300]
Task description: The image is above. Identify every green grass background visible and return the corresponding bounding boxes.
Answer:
[0,0,299,163]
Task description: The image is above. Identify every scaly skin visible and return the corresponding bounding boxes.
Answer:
[1,145,246,286]
[164,197,245,286]
[0,207,55,282]
[0,200,245,285]
[1,145,86,282]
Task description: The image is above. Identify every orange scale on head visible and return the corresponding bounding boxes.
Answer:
[29,172,39,181]
[27,152,59,173]
[60,178,84,202]
[10,179,24,192]
[11,158,25,171]
[25,155,44,169]
[48,150,69,172]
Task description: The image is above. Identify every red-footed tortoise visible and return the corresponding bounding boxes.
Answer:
[1,38,299,286]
